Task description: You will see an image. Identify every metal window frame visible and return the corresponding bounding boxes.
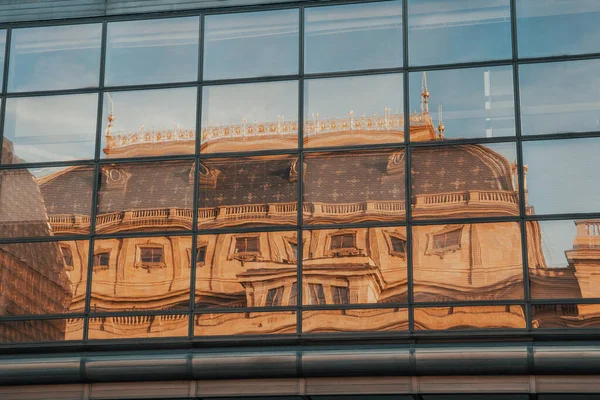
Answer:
[0,0,598,353]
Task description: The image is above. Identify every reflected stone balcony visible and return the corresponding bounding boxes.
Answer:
[573,220,600,249]
[47,190,520,233]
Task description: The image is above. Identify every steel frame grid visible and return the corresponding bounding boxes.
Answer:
[0,0,598,349]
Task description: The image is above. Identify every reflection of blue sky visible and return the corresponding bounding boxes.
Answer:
[8,24,101,92]
[520,59,600,135]
[101,87,197,157]
[536,219,577,268]
[408,0,511,66]
[305,1,402,73]
[105,17,199,86]
[517,0,600,58]
[409,66,514,139]
[0,30,5,91]
[204,9,298,80]
[304,74,402,121]
[203,81,297,126]
[524,138,600,215]
[3,94,98,163]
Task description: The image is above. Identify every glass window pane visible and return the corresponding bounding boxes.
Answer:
[519,59,600,136]
[532,303,600,329]
[2,94,98,164]
[195,312,296,336]
[414,305,526,330]
[424,396,529,400]
[90,236,191,313]
[88,314,188,339]
[201,81,298,153]
[305,1,402,74]
[517,0,600,58]
[204,9,298,80]
[0,318,84,343]
[408,0,512,66]
[0,240,89,317]
[196,231,298,309]
[304,74,403,148]
[411,143,519,220]
[0,30,5,91]
[101,87,197,158]
[303,308,408,333]
[304,149,406,225]
[523,138,600,215]
[8,24,101,92]
[413,222,524,302]
[528,219,600,300]
[0,166,94,238]
[302,227,407,304]
[95,160,194,233]
[409,67,515,142]
[197,155,298,229]
[105,17,199,86]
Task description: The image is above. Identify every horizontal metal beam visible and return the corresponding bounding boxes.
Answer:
[1,342,600,385]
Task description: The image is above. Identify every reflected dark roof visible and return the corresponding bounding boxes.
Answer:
[39,167,94,215]
[37,144,514,213]
[411,145,514,194]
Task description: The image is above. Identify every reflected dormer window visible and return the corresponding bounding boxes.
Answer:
[332,286,349,305]
[196,245,207,264]
[265,286,284,307]
[60,245,74,268]
[93,252,110,270]
[307,283,326,305]
[136,244,166,269]
[433,228,462,250]
[331,233,355,250]
[232,235,260,262]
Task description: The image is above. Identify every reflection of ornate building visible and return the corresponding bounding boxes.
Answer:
[4,83,600,339]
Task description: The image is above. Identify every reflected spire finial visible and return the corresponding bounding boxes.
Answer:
[421,72,430,115]
[437,104,445,140]
[106,93,115,138]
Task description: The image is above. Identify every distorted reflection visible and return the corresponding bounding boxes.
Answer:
[0,240,88,317]
[2,94,98,163]
[101,88,197,158]
[302,227,407,304]
[0,164,94,238]
[304,149,406,224]
[195,231,298,308]
[201,81,298,153]
[95,160,194,233]
[523,138,600,215]
[204,9,299,80]
[411,143,519,220]
[88,314,189,339]
[528,219,600,302]
[414,305,526,330]
[304,1,402,74]
[532,303,600,329]
[8,24,101,92]
[304,74,403,148]
[105,17,199,86]
[408,0,512,66]
[520,59,600,135]
[409,68,515,141]
[302,308,408,333]
[517,0,600,58]
[195,312,296,336]
[413,222,523,302]
[90,236,191,313]
[197,156,297,228]
[0,319,83,343]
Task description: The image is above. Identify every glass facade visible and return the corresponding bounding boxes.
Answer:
[0,0,599,346]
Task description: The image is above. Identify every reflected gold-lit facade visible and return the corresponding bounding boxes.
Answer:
[3,78,599,341]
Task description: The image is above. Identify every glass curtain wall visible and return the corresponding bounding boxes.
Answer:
[0,0,599,344]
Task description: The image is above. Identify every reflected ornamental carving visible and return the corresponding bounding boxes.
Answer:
[101,165,131,191]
